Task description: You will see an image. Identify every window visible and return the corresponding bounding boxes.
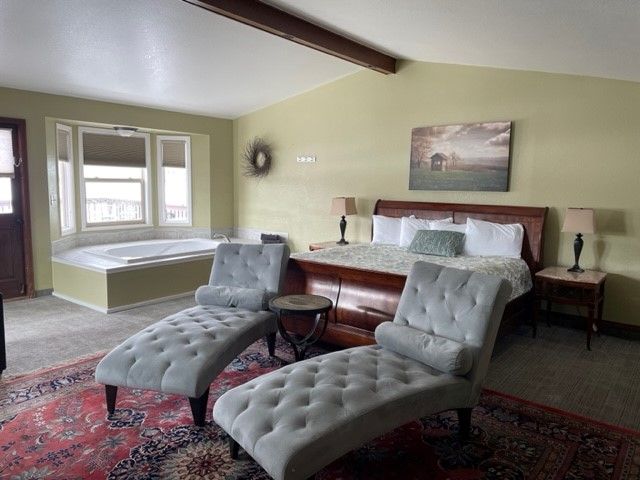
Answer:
[0,127,15,214]
[157,136,191,225]
[79,127,151,229]
[56,124,75,234]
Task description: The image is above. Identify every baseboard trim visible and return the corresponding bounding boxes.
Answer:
[52,291,194,314]
[52,292,108,313]
[105,292,194,313]
[548,312,640,341]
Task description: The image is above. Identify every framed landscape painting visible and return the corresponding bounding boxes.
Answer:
[409,121,512,191]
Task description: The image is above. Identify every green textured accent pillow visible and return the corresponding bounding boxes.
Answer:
[407,229,465,257]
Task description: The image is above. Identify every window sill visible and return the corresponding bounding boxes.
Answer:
[81,223,153,232]
[159,222,193,227]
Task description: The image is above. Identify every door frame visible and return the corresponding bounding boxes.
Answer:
[0,117,34,298]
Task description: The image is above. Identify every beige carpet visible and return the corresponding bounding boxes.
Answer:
[3,295,194,377]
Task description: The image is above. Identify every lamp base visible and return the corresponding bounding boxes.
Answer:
[337,215,348,245]
[568,233,585,274]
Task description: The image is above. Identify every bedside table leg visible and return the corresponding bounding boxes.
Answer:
[596,301,603,337]
[596,288,604,337]
[545,297,552,327]
[587,306,594,350]
[532,295,540,338]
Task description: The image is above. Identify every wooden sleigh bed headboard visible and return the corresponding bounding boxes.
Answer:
[284,200,548,348]
[374,200,548,274]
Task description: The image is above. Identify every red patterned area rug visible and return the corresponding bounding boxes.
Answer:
[1,339,639,479]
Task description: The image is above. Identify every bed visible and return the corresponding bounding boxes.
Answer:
[282,200,548,348]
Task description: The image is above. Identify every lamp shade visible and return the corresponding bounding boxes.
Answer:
[562,208,595,234]
[330,197,357,216]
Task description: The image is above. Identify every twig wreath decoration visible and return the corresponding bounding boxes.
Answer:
[243,138,273,178]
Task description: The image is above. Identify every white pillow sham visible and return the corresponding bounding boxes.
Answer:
[399,216,453,247]
[463,218,524,257]
[371,215,402,245]
[431,222,466,233]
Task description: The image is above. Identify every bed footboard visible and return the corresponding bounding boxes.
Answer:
[283,259,532,348]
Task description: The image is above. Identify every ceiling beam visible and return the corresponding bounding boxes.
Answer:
[182,0,397,74]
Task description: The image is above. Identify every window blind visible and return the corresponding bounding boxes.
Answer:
[0,128,15,178]
[57,129,70,162]
[160,139,187,168]
[82,132,146,167]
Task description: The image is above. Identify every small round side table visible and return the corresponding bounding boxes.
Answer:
[269,294,333,361]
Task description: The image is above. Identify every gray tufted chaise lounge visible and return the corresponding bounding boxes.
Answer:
[95,243,290,426]
[213,261,511,480]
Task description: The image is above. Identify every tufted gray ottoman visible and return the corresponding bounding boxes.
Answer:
[95,243,290,426]
[213,262,511,480]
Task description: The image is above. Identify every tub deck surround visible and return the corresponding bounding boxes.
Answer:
[52,238,259,273]
[51,238,259,312]
[50,227,230,256]
[86,239,226,266]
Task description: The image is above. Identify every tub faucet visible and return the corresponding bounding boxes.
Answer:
[212,233,231,242]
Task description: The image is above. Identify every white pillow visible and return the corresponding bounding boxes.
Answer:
[399,216,453,247]
[431,222,466,233]
[371,215,402,245]
[463,218,524,257]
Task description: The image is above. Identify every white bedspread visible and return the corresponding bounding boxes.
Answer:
[292,244,532,300]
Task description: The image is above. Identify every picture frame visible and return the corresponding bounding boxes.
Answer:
[409,121,512,191]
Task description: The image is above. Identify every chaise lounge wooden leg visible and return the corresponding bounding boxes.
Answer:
[105,385,117,416]
[229,437,240,459]
[266,332,276,357]
[457,408,472,441]
[188,387,210,427]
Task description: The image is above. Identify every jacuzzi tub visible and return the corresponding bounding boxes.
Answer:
[52,236,261,313]
[85,238,227,264]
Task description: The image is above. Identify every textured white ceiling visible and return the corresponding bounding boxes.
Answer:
[1,1,638,119]
[267,0,640,83]
[0,0,359,118]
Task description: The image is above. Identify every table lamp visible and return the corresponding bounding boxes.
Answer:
[561,208,595,273]
[330,197,357,245]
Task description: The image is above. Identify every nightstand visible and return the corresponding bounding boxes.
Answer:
[534,266,607,350]
[308,241,362,251]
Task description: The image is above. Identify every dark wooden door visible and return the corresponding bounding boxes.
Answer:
[0,118,31,299]
[0,292,6,372]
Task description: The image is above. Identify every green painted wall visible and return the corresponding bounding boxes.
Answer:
[0,87,233,291]
[234,60,640,326]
